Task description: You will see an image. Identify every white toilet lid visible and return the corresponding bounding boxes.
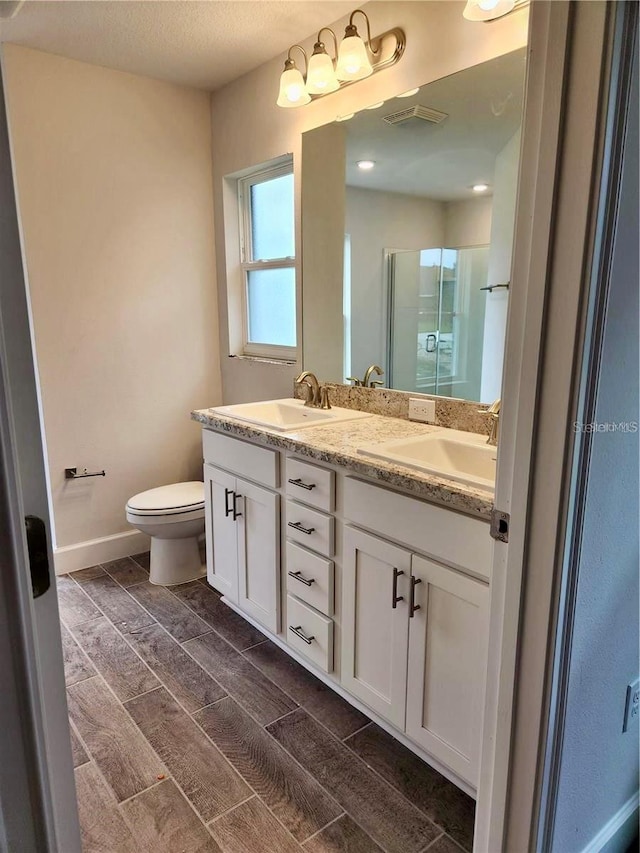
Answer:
[127,481,205,515]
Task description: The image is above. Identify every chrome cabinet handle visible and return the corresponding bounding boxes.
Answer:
[409,576,422,618]
[288,521,315,535]
[224,488,234,518]
[289,625,315,645]
[288,570,315,587]
[232,492,242,521]
[288,478,316,491]
[392,568,404,609]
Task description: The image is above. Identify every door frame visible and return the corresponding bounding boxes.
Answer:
[0,59,81,851]
[476,2,626,850]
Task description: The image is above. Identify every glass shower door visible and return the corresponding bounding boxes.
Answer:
[387,246,489,399]
[388,248,443,394]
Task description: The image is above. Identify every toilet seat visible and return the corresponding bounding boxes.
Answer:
[126,482,205,518]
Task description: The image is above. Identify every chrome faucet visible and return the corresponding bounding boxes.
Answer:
[479,398,501,446]
[295,371,331,409]
[363,364,385,388]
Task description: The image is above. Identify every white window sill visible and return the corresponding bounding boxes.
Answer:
[228,354,298,367]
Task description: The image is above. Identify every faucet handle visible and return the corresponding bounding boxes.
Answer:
[370,380,385,389]
[346,377,363,387]
[319,386,331,410]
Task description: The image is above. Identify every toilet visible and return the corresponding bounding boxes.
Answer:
[126,481,206,586]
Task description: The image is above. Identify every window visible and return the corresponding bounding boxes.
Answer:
[238,160,296,358]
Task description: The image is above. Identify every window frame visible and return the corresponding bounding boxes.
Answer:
[237,160,296,360]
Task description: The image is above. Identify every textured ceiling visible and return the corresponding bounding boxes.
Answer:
[0,0,355,91]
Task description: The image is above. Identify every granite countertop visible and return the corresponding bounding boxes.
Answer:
[192,408,494,519]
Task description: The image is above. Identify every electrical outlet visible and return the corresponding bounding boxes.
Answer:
[409,397,436,423]
[622,678,639,733]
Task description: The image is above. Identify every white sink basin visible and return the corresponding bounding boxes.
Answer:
[358,430,496,492]
[211,398,372,432]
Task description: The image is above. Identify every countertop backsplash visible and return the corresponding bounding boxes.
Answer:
[293,382,492,436]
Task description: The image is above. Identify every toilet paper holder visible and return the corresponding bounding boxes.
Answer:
[65,467,106,480]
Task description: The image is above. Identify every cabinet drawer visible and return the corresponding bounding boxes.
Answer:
[286,500,334,557]
[343,477,492,580]
[286,542,334,616]
[286,595,333,673]
[203,430,278,489]
[285,457,335,512]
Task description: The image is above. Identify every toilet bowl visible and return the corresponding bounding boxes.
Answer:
[126,482,206,586]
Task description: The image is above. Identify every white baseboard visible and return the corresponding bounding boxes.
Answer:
[54,530,150,574]
[582,792,639,853]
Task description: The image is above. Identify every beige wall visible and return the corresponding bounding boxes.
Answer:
[444,197,493,248]
[346,186,444,378]
[2,45,221,568]
[481,127,521,401]
[209,0,528,402]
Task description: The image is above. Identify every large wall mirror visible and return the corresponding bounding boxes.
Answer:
[301,48,526,404]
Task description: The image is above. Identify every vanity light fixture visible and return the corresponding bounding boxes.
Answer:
[336,113,355,122]
[277,45,311,108]
[276,8,405,108]
[306,29,340,94]
[463,0,529,22]
[357,160,376,170]
[365,101,385,110]
[397,87,420,98]
[472,183,490,192]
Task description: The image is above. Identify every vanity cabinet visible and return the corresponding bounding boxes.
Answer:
[341,526,411,729]
[406,555,489,785]
[341,526,489,787]
[283,457,336,673]
[203,433,280,633]
[201,425,491,793]
[341,475,491,788]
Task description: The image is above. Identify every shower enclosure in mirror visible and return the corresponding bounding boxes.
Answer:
[387,246,489,400]
[301,48,526,404]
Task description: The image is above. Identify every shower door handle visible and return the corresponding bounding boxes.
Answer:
[426,334,437,353]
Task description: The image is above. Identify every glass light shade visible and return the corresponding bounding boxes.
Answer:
[463,0,516,21]
[277,66,311,108]
[336,35,373,81]
[306,51,340,94]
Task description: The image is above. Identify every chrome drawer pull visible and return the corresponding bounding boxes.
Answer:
[288,570,315,587]
[288,477,316,491]
[289,625,315,645]
[288,521,315,535]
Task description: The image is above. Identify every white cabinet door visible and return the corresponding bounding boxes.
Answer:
[205,464,239,602]
[406,555,489,787]
[341,526,411,729]
[237,477,280,633]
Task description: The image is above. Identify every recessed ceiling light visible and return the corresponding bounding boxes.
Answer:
[357,160,376,170]
[336,113,355,122]
[365,101,385,110]
[397,88,420,98]
[472,183,489,192]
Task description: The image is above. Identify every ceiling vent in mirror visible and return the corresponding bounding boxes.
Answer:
[382,105,448,128]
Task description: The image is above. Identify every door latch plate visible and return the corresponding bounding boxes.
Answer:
[490,508,510,543]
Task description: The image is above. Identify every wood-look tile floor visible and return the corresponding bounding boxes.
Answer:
[59,554,475,853]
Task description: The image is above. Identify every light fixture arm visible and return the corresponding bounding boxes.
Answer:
[286,44,308,73]
[347,8,380,55]
[315,27,338,59]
